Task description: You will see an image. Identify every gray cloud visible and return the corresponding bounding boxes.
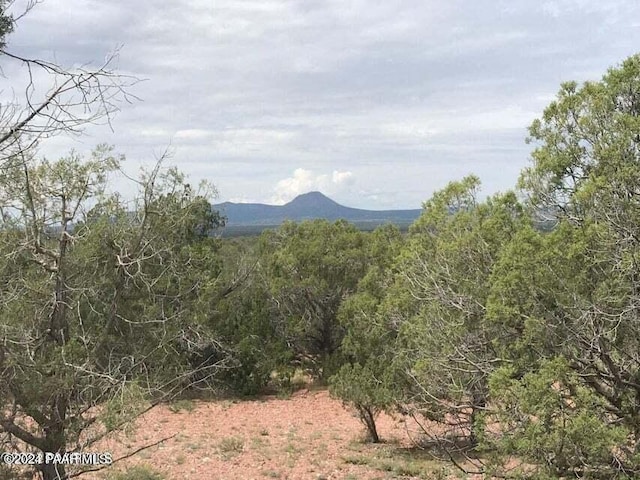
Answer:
[3,0,640,208]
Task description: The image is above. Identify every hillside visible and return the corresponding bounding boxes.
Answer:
[214,192,422,231]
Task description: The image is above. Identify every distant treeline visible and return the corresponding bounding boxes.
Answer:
[218,220,415,237]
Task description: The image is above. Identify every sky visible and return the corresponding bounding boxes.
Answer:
[3,0,640,209]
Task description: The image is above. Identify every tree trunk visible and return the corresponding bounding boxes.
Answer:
[40,462,67,480]
[40,396,68,480]
[469,387,486,449]
[358,405,380,443]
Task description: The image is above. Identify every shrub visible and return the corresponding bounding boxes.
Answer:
[105,465,166,480]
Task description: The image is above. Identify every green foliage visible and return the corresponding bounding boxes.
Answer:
[486,217,640,476]
[484,54,640,477]
[259,219,369,378]
[101,383,149,433]
[485,360,629,478]
[330,363,394,442]
[0,148,225,480]
[522,55,640,220]
[203,237,293,395]
[391,179,527,446]
[330,224,406,442]
[212,288,293,395]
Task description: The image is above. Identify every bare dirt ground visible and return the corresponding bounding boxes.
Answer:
[87,388,464,480]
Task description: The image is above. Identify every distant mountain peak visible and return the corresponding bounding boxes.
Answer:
[293,191,327,199]
[213,191,422,233]
[285,191,338,207]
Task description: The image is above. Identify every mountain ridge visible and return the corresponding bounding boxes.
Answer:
[214,191,422,227]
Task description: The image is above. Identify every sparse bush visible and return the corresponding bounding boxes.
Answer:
[168,399,196,413]
[330,363,393,443]
[105,465,166,480]
[218,436,245,458]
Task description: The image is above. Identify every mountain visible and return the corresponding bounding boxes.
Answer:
[213,192,422,233]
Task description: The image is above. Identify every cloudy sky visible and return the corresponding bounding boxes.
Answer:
[3,0,640,208]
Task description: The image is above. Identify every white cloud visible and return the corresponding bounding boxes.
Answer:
[270,168,355,205]
[332,170,354,185]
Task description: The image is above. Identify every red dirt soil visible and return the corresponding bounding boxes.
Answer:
[84,388,449,480]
